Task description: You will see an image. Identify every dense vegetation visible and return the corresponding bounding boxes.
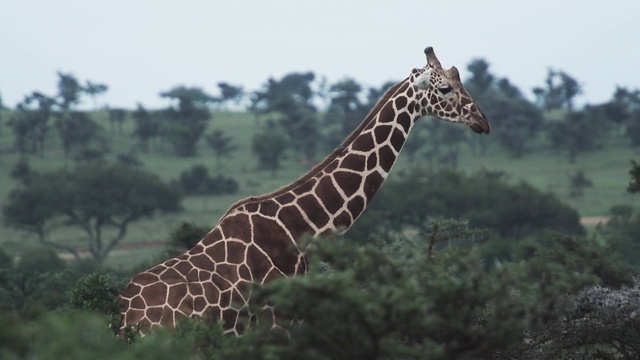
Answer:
[0,58,639,358]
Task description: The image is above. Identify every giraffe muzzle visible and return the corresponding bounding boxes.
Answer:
[468,111,491,134]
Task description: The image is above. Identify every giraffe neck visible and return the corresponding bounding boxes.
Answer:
[226,77,422,238]
[312,79,420,232]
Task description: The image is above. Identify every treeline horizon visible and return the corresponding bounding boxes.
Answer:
[1,56,639,166]
[1,57,636,113]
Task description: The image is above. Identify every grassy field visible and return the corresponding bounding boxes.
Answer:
[0,110,637,268]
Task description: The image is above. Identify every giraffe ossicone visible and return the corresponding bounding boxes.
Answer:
[119,46,491,336]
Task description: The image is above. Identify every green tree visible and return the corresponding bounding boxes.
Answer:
[252,121,288,177]
[8,92,55,156]
[323,78,368,149]
[534,69,582,111]
[0,247,70,312]
[165,222,211,257]
[568,170,593,198]
[492,79,544,157]
[131,104,160,153]
[0,225,634,359]
[234,228,605,360]
[69,273,127,334]
[465,58,494,97]
[9,158,35,185]
[465,59,543,157]
[3,163,182,263]
[595,162,640,272]
[178,164,239,196]
[629,160,640,193]
[84,80,108,110]
[205,129,236,170]
[626,115,640,146]
[160,86,213,157]
[548,109,606,163]
[350,168,584,243]
[107,107,127,135]
[597,205,640,272]
[600,87,640,146]
[214,82,244,108]
[3,171,76,256]
[55,111,107,158]
[56,71,83,110]
[252,72,319,161]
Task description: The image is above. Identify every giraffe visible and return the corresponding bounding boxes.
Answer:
[119,46,491,336]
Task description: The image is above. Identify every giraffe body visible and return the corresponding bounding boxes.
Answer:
[119,47,490,336]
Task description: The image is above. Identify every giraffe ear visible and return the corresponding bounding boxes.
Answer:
[413,68,432,90]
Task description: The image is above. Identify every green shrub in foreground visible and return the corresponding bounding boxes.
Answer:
[0,222,635,359]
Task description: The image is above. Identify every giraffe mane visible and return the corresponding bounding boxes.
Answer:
[220,76,409,219]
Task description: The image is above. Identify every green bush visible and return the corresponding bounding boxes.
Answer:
[178,164,239,196]
[226,226,612,359]
[0,222,634,359]
[351,168,584,243]
[165,221,211,257]
[597,205,640,272]
[0,248,72,312]
[68,272,128,334]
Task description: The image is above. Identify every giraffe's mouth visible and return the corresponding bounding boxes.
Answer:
[467,111,491,134]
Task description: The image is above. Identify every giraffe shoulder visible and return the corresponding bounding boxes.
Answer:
[221,195,260,217]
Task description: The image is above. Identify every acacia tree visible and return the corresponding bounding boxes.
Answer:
[533,69,582,112]
[214,82,244,109]
[466,58,495,97]
[84,81,108,110]
[252,72,319,161]
[3,163,182,263]
[629,160,640,193]
[323,78,369,149]
[464,59,543,157]
[107,107,127,135]
[548,109,605,163]
[8,92,56,156]
[55,111,107,158]
[160,86,213,157]
[56,72,83,110]
[252,120,288,177]
[599,87,640,146]
[131,104,160,153]
[204,129,236,170]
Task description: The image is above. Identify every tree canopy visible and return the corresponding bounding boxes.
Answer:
[159,86,214,157]
[251,72,320,161]
[3,162,182,263]
[350,168,584,243]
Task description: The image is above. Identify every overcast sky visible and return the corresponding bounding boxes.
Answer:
[1,0,638,109]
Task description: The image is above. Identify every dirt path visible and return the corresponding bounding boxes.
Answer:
[580,216,609,226]
[57,240,166,260]
[58,217,611,260]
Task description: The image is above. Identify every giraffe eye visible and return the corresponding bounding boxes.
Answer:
[439,86,452,95]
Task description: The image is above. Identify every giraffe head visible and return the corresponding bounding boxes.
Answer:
[412,47,491,134]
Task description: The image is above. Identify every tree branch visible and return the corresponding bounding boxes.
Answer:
[36,230,79,260]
